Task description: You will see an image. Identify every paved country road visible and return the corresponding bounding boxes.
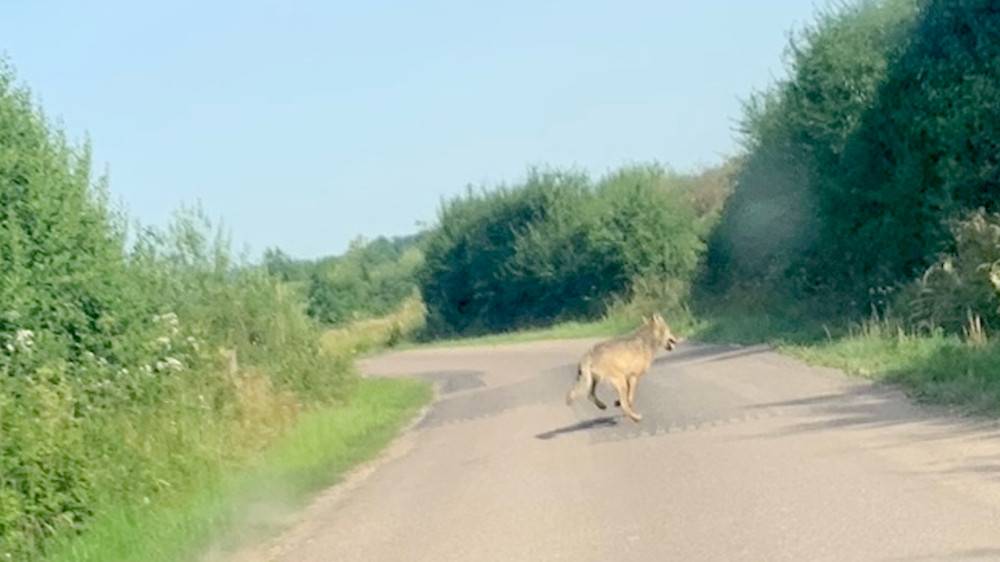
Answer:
[228,340,1000,562]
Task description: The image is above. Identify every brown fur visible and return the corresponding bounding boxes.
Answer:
[565,313,678,422]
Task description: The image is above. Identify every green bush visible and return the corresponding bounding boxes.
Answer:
[703,0,920,303]
[706,0,1000,317]
[824,0,1000,298]
[418,165,708,336]
[0,61,352,560]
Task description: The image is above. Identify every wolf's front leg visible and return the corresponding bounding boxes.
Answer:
[613,380,642,422]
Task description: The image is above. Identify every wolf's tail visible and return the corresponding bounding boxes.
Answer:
[566,357,594,405]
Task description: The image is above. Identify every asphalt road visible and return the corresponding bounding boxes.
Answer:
[228,339,1000,562]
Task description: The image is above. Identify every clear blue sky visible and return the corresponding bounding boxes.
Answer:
[3,0,818,259]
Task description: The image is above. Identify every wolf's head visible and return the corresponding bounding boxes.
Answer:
[645,313,678,351]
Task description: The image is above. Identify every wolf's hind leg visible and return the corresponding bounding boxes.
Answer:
[588,378,607,410]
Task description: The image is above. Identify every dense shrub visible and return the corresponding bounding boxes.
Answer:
[824,0,1000,298]
[418,165,709,336]
[706,0,1000,317]
[703,0,920,302]
[420,170,592,335]
[0,62,351,560]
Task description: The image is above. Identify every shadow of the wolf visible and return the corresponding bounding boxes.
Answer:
[535,416,619,440]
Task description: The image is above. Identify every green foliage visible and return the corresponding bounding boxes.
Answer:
[0,59,137,374]
[305,235,424,325]
[901,210,1000,333]
[707,0,1000,316]
[825,0,1000,296]
[0,61,352,560]
[703,0,921,302]
[418,165,712,336]
[264,234,425,327]
[261,247,309,283]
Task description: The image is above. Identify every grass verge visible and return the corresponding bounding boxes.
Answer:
[695,310,1000,414]
[784,333,1000,414]
[405,306,701,350]
[44,377,432,562]
[404,317,632,349]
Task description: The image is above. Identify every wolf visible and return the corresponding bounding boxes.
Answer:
[565,313,678,422]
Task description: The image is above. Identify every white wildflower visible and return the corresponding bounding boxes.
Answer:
[159,312,178,326]
[156,336,171,349]
[14,329,33,350]
[141,364,153,376]
[156,357,184,372]
[990,266,1000,291]
[153,312,180,334]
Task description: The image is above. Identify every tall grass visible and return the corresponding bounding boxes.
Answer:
[44,377,431,562]
[779,313,1000,413]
